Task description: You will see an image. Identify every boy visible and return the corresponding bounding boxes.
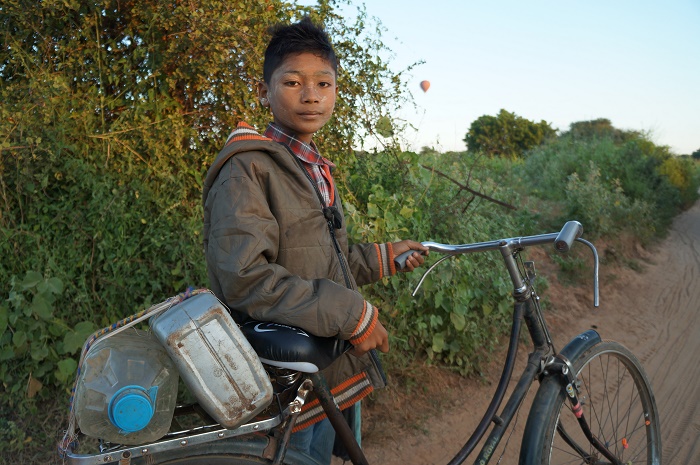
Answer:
[202,16,427,464]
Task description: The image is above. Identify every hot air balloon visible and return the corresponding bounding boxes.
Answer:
[419,80,430,92]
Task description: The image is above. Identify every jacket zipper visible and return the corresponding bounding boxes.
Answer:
[285,146,388,386]
[327,220,353,289]
[370,349,388,385]
[286,148,354,290]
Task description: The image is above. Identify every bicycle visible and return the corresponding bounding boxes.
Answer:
[60,221,661,465]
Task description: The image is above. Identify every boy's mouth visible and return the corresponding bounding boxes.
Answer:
[298,112,324,120]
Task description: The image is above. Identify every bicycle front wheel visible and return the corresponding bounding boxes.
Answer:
[521,341,661,465]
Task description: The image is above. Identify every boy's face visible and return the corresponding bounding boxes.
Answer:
[258,52,337,144]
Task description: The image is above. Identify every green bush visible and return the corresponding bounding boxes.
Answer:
[343,149,526,374]
[0,272,84,395]
[523,132,697,238]
[657,155,700,208]
[564,162,654,240]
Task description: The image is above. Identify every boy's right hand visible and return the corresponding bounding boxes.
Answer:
[350,319,389,357]
[393,240,429,272]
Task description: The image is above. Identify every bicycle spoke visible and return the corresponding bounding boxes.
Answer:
[530,343,661,465]
[554,423,594,463]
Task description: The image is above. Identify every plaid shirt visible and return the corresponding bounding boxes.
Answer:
[264,123,335,207]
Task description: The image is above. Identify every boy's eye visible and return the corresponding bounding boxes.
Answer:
[319,82,332,88]
[284,81,300,87]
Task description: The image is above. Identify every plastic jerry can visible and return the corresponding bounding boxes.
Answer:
[73,328,179,445]
[150,292,273,429]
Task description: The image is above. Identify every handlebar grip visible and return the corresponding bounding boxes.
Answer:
[554,221,583,253]
[394,249,427,271]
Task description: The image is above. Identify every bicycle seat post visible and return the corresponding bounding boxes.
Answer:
[270,379,313,465]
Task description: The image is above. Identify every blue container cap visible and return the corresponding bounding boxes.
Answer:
[108,385,158,433]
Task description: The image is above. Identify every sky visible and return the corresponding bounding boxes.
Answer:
[301,0,699,155]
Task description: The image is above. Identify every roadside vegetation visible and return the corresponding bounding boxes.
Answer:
[346,125,699,377]
[2,0,699,461]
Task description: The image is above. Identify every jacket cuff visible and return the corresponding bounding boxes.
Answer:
[349,301,378,346]
[375,242,397,279]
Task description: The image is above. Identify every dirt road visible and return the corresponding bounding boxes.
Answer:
[357,201,700,464]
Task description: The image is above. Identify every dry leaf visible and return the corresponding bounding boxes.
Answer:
[27,373,43,398]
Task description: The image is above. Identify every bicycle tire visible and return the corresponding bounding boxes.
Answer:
[127,435,321,465]
[520,341,661,465]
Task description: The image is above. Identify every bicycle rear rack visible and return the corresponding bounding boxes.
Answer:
[64,416,281,464]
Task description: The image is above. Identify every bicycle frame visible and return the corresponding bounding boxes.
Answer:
[353,222,616,465]
[63,222,615,465]
[317,226,605,465]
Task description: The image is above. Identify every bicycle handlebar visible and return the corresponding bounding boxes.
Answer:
[394,220,599,307]
[394,221,584,270]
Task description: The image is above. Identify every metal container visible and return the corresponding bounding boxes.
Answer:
[150,292,273,429]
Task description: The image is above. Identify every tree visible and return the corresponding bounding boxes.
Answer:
[563,118,637,144]
[692,148,700,160]
[0,0,412,159]
[463,109,556,157]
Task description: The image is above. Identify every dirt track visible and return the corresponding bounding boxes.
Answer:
[357,201,700,464]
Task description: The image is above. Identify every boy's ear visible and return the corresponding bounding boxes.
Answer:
[257,81,269,100]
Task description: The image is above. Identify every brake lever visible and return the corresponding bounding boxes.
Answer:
[411,254,455,296]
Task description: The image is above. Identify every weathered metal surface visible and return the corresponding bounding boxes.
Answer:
[150,293,273,428]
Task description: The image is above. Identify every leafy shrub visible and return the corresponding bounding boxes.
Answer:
[464,109,556,158]
[343,149,525,374]
[0,272,89,398]
[523,132,697,238]
[564,162,654,240]
[0,417,26,454]
[657,156,700,208]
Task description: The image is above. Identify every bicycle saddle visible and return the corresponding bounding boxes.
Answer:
[241,321,352,373]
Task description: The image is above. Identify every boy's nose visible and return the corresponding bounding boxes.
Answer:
[301,85,320,103]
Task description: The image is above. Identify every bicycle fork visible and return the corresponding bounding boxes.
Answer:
[545,355,624,465]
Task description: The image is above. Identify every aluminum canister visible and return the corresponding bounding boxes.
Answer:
[150,292,273,428]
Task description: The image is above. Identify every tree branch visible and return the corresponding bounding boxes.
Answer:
[420,164,517,211]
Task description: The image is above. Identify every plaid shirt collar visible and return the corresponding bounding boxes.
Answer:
[263,123,335,169]
[264,123,335,207]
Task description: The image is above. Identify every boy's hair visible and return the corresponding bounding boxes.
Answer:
[263,16,338,83]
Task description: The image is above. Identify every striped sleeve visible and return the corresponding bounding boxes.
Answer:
[374,242,397,279]
[293,372,374,432]
[349,301,378,346]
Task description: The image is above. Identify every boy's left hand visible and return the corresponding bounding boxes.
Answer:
[350,318,390,357]
[392,240,429,272]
